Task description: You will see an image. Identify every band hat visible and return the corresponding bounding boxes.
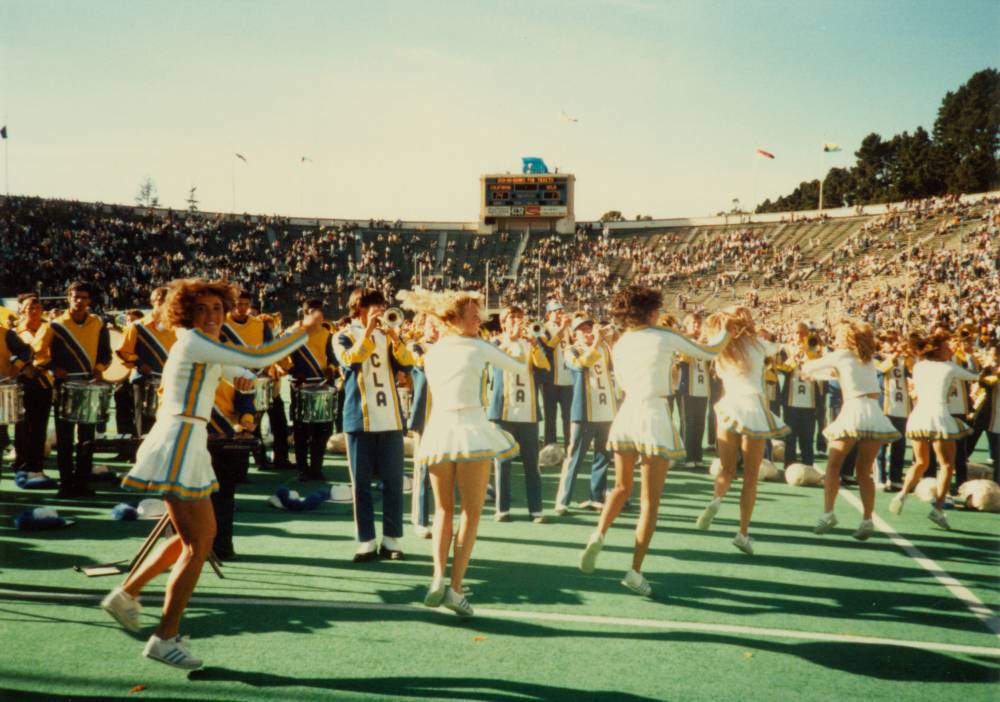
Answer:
[545,301,564,313]
[571,316,594,332]
[137,498,167,520]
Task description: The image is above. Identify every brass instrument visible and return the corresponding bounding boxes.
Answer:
[382,307,405,330]
[527,320,547,339]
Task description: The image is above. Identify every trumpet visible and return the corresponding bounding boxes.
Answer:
[381,307,405,330]
[527,320,547,339]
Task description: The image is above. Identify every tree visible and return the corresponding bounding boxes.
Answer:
[600,210,624,222]
[933,68,1000,194]
[135,177,159,207]
[821,166,854,208]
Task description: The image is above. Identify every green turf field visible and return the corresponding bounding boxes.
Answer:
[1,430,998,702]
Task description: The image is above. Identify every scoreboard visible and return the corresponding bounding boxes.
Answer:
[482,174,572,218]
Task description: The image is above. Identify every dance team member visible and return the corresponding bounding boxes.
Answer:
[802,321,901,540]
[579,286,728,596]
[398,289,526,617]
[100,278,317,669]
[694,306,788,555]
[890,328,981,529]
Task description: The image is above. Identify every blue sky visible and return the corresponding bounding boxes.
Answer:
[2,0,997,220]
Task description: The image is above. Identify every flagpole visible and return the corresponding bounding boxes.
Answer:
[3,116,8,196]
[231,156,236,213]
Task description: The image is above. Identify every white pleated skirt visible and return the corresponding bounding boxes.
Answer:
[824,397,902,442]
[415,406,519,469]
[607,397,685,461]
[121,417,218,500]
[906,404,972,441]
[714,393,790,439]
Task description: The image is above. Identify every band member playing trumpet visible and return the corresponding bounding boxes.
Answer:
[14,294,53,483]
[103,278,318,669]
[33,282,112,498]
[284,299,337,482]
[487,306,551,523]
[540,300,573,449]
[334,288,415,562]
[677,312,711,468]
[875,332,911,490]
[774,323,823,471]
[555,315,616,515]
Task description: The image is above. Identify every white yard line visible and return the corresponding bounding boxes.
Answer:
[839,488,1000,638]
[3,587,999,658]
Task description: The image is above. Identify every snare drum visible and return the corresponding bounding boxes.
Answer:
[0,381,25,425]
[59,381,112,424]
[253,377,274,411]
[140,374,162,417]
[292,384,337,423]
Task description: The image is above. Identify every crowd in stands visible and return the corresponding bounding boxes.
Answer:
[2,192,997,343]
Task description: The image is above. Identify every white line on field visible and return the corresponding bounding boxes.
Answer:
[2,587,998,658]
[839,488,1000,638]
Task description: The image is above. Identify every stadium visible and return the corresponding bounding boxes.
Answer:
[1,3,999,702]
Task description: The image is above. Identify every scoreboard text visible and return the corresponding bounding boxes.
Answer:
[483,175,569,217]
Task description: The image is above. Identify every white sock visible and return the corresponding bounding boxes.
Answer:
[823,511,835,519]
[355,539,376,554]
[710,497,722,507]
[382,535,401,551]
[590,530,604,544]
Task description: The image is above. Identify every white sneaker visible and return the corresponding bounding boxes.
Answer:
[889,494,905,515]
[424,577,446,608]
[853,519,875,541]
[442,587,474,617]
[696,498,721,530]
[579,532,604,574]
[531,513,546,524]
[494,511,511,523]
[814,512,838,535]
[554,505,569,517]
[621,569,652,597]
[732,532,754,555]
[101,587,142,632]
[413,525,432,539]
[928,509,951,530]
[143,634,202,669]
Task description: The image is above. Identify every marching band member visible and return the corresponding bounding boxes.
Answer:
[0,315,33,476]
[206,376,257,560]
[117,288,175,437]
[579,286,728,596]
[102,278,317,669]
[112,309,143,443]
[694,306,788,555]
[540,300,573,449]
[13,294,53,482]
[889,329,981,529]
[33,282,112,497]
[980,344,999,481]
[487,306,551,523]
[677,312,711,468]
[948,324,981,486]
[334,288,415,562]
[774,324,823,471]
[555,315,616,515]
[802,321,902,540]
[220,289,276,472]
[285,299,337,481]
[397,288,525,617]
[875,333,912,491]
[408,313,438,538]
